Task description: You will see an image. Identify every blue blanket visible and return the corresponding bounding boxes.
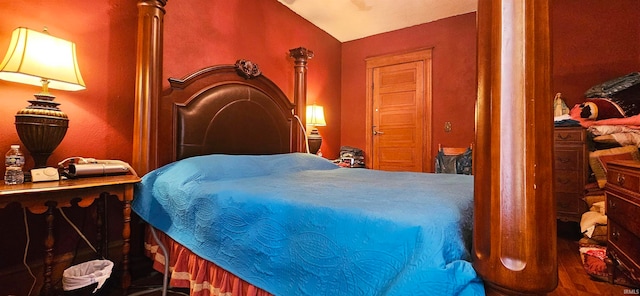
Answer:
[133,153,484,295]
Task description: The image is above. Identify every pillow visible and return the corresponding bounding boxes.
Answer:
[155,153,339,183]
[589,145,640,188]
[579,98,625,120]
[583,194,605,208]
[579,246,609,282]
[592,135,617,144]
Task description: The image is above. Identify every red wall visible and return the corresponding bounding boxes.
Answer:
[341,13,478,162]
[551,0,640,108]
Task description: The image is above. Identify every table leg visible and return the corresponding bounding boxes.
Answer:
[42,201,56,296]
[96,193,107,257]
[121,196,132,290]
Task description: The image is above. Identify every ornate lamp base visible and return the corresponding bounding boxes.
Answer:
[307,128,322,155]
[14,94,69,168]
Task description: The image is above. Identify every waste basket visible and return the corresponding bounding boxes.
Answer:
[62,259,114,295]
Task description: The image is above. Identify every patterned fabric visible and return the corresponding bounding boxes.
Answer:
[145,227,272,296]
[133,153,484,296]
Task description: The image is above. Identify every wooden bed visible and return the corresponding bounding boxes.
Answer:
[132,60,481,295]
[132,0,557,295]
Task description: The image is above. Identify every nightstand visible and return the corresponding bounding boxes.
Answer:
[0,174,140,296]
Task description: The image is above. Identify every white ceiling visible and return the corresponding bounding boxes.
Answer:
[277,0,478,42]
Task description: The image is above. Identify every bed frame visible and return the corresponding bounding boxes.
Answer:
[132,0,557,295]
[156,59,306,164]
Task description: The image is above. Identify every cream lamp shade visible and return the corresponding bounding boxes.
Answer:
[305,104,326,155]
[0,27,85,168]
[0,27,85,92]
[306,104,326,126]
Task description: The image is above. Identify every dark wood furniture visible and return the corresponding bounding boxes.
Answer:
[604,160,640,286]
[554,126,588,222]
[0,174,140,295]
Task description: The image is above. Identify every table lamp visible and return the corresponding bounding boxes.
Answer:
[306,104,326,154]
[0,27,85,168]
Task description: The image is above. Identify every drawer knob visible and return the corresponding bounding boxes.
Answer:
[612,230,620,240]
[558,178,571,185]
[609,200,617,209]
[616,173,626,186]
[558,134,572,140]
[558,157,570,163]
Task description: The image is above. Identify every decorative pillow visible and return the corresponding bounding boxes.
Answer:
[579,246,609,282]
[589,145,640,188]
[579,98,625,120]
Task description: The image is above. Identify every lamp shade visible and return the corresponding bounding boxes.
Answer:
[0,27,85,91]
[306,104,326,126]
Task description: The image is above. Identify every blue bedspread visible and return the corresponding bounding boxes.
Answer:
[133,153,484,295]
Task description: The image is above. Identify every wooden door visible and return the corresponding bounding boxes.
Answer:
[365,49,432,172]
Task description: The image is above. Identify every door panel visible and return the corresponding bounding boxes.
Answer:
[365,49,432,172]
[372,61,424,172]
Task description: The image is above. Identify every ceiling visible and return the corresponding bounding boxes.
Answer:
[277,0,478,42]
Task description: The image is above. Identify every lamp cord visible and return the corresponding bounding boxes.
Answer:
[293,114,310,154]
[58,208,100,257]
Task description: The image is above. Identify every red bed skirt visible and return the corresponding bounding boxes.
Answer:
[144,227,272,296]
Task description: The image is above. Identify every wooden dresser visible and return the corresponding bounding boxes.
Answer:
[604,160,640,286]
[554,126,588,222]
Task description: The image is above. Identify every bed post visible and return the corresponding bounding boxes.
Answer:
[289,47,314,153]
[473,0,557,294]
[133,0,167,175]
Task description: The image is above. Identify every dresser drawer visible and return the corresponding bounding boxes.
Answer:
[608,220,640,282]
[554,149,583,171]
[554,170,582,192]
[606,191,640,238]
[555,192,581,215]
[554,128,585,143]
[607,165,640,194]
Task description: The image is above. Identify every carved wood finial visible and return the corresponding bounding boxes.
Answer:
[235,59,262,79]
[289,47,314,62]
[138,0,168,9]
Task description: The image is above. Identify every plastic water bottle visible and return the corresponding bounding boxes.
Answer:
[5,144,25,185]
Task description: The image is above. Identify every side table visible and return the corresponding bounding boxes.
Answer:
[0,174,140,295]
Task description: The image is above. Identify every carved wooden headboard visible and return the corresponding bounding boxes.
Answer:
[165,61,297,162]
[132,1,313,173]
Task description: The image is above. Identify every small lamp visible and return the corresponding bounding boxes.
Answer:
[0,27,85,168]
[306,104,326,154]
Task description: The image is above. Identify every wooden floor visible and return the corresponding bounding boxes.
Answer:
[105,223,632,296]
[549,222,629,296]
